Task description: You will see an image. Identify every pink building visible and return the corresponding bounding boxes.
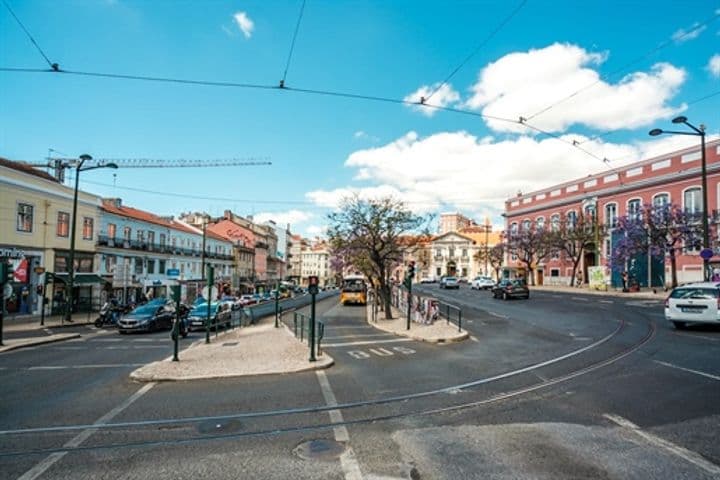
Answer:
[504,139,720,288]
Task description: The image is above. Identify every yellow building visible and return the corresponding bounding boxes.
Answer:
[0,158,103,315]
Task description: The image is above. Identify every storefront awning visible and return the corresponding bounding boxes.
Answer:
[51,274,109,284]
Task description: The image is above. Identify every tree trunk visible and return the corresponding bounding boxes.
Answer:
[569,257,582,287]
[669,248,677,288]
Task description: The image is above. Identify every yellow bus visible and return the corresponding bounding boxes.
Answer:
[340,275,367,305]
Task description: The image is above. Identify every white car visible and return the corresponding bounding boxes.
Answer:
[471,276,495,290]
[419,276,436,284]
[439,276,460,289]
[665,282,720,329]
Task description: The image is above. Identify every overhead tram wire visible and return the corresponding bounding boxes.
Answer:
[280,0,307,88]
[2,0,58,70]
[524,9,720,122]
[423,0,528,103]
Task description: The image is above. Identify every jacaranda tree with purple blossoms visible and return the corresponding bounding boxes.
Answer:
[504,225,554,286]
[609,203,703,288]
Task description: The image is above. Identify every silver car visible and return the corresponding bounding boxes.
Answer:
[665,282,720,329]
[440,276,460,289]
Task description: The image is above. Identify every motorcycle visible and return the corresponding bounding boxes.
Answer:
[172,303,191,339]
[94,302,121,328]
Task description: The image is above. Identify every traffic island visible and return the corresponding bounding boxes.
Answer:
[0,333,81,353]
[365,304,469,344]
[130,320,333,382]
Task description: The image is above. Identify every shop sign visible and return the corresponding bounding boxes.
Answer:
[0,247,25,259]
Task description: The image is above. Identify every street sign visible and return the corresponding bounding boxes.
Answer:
[167,268,180,277]
[700,248,714,260]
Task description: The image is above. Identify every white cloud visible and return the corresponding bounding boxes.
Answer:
[306,130,713,222]
[672,23,707,43]
[403,83,460,116]
[304,225,326,238]
[708,54,720,77]
[354,130,379,142]
[464,43,686,133]
[233,11,254,38]
[252,210,312,228]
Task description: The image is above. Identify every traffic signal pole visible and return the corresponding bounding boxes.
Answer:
[406,261,415,331]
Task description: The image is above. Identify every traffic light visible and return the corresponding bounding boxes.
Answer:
[0,262,13,285]
[408,261,415,278]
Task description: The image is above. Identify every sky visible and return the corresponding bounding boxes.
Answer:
[1,0,719,238]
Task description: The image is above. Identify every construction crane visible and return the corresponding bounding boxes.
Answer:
[27,157,272,182]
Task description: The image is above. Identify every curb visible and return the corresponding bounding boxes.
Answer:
[0,333,82,353]
[365,304,469,344]
[5,322,94,333]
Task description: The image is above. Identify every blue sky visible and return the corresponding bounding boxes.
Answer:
[2,0,719,237]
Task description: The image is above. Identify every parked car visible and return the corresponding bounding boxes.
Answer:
[118,300,176,333]
[664,282,720,329]
[439,276,460,289]
[419,276,436,284]
[186,302,232,331]
[471,276,496,290]
[492,279,530,300]
[239,294,257,306]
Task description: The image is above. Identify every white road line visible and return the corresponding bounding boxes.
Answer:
[571,297,589,301]
[470,336,479,343]
[487,311,507,319]
[322,325,374,330]
[323,333,395,340]
[27,364,144,370]
[316,371,363,480]
[604,414,720,476]
[599,300,614,304]
[323,338,413,348]
[18,382,156,480]
[654,360,720,381]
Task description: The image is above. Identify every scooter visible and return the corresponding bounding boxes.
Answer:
[94,302,121,328]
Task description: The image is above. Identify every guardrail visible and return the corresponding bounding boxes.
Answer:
[390,285,463,332]
[291,311,325,357]
[439,302,462,332]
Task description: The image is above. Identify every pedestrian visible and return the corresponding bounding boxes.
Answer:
[622,271,629,292]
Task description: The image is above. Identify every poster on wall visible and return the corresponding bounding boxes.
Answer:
[588,266,609,291]
[12,257,28,283]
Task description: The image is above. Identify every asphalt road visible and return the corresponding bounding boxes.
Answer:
[1,286,719,479]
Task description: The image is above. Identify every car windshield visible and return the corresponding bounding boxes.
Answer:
[670,288,719,299]
[190,304,219,315]
[131,305,159,315]
[445,277,457,281]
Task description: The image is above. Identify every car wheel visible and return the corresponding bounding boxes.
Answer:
[672,321,686,330]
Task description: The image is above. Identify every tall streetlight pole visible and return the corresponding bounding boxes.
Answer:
[65,155,118,321]
[650,116,708,280]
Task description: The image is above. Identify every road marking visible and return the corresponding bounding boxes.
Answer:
[323,333,394,340]
[27,364,144,370]
[599,300,614,304]
[92,338,123,342]
[487,311,507,319]
[470,336,479,342]
[323,338,413,348]
[604,414,720,476]
[571,297,589,301]
[316,371,363,480]
[654,360,720,381]
[18,382,156,480]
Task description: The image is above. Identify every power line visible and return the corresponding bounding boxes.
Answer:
[424,0,528,103]
[2,0,57,70]
[525,9,720,122]
[280,0,307,87]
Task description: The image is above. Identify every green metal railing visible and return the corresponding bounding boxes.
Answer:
[440,302,463,332]
[292,311,324,357]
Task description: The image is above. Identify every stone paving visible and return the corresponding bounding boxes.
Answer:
[130,316,333,382]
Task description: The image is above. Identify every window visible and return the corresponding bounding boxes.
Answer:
[628,199,642,220]
[684,188,702,216]
[134,258,143,274]
[522,219,531,231]
[137,230,145,243]
[104,254,116,273]
[435,248,441,257]
[108,223,116,238]
[550,269,559,277]
[82,217,93,240]
[159,233,166,247]
[147,259,155,274]
[17,203,33,232]
[551,214,560,232]
[123,226,131,241]
[148,231,155,247]
[567,211,577,229]
[436,267,441,276]
[57,212,70,237]
[448,246,455,258]
[605,203,617,228]
[510,222,518,233]
[536,217,545,231]
[461,248,468,258]
[584,205,596,223]
[653,193,669,208]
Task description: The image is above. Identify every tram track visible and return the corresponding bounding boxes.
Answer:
[0,313,656,458]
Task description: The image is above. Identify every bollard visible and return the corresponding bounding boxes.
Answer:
[458,308,462,332]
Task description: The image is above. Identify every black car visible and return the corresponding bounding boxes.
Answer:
[186,302,233,331]
[491,279,530,300]
[118,300,176,333]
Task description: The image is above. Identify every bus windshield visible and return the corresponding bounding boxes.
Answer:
[342,278,366,293]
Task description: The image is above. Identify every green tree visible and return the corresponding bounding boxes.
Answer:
[327,196,425,319]
[552,213,604,287]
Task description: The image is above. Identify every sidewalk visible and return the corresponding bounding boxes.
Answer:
[365,303,469,343]
[532,284,667,300]
[3,312,95,332]
[130,314,334,382]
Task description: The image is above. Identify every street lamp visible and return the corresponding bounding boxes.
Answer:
[649,116,708,280]
[65,154,118,321]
